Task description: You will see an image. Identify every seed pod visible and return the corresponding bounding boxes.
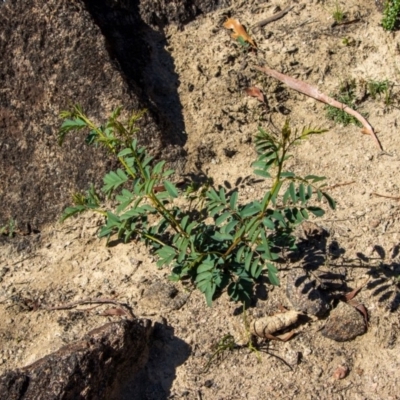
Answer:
[250,310,300,338]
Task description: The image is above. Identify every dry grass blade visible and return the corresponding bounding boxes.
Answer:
[254,65,383,150]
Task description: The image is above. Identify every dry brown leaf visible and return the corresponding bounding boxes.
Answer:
[344,286,364,302]
[244,86,264,102]
[153,184,166,193]
[223,18,256,48]
[333,365,349,380]
[250,310,300,339]
[341,278,370,302]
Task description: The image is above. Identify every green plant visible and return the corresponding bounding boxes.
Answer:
[382,0,400,31]
[325,81,366,127]
[332,1,345,23]
[236,36,251,53]
[59,105,335,306]
[367,79,393,105]
[0,218,17,237]
[202,334,237,373]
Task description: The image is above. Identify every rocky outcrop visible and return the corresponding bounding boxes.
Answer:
[0,1,170,229]
[0,0,230,231]
[0,319,152,400]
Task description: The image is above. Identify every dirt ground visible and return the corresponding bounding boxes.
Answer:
[1,0,400,399]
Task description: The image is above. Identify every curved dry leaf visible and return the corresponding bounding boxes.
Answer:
[333,365,349,380]
[250,310,300,339]
[244,86,265,102]
[223,18,256,48]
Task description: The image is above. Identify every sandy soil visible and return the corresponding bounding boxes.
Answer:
[1,0,400,399]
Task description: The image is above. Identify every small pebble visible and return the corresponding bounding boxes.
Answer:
[333,364,349,380]
[369,219,381,228]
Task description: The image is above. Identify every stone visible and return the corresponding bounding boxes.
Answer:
[0,319,152,399]
[0,0,187,229]
[322,301,367,342]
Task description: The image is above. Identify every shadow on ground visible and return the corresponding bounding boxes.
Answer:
[83,0,187,150]
[117,322,191,400]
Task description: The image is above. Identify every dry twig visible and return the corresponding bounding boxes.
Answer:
[254,65,383,150]
[372,192,400,201]
[45,297,136,319]
[251,5,294,31]
[325,181,356,190]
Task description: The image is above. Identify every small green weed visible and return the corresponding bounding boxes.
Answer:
[325,81,366,127]
[59,105,335,306]
[0,218,17,238]
[382,0,400,31]
[368,79,390,98]
[332,1,346,23]
[236,36,251,53]
[367,79,394,106]
[202,334,237,373]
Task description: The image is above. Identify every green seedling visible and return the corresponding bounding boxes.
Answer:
[332,1,346,23]
[0,218,17,238]
[367,79,395,106]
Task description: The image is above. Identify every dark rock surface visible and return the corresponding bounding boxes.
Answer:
[0,0,228,231]
[322,301,367,342]
[139,0,231,28]
[0,319,152,400]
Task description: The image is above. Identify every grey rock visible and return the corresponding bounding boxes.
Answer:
[322,301,367,342]
[286,270,330,317]
[0,319,152,400]
[0,0,186,230]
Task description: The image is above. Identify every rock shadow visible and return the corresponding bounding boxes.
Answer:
[83,0,187,150]
[116,321,191,400]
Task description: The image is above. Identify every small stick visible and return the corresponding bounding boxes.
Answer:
[45,297,136,319]
[255,65,383,150]
[251,5,294,31]
[371,193,400,201]
[325,181,356,190]
[331,18,360,28]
